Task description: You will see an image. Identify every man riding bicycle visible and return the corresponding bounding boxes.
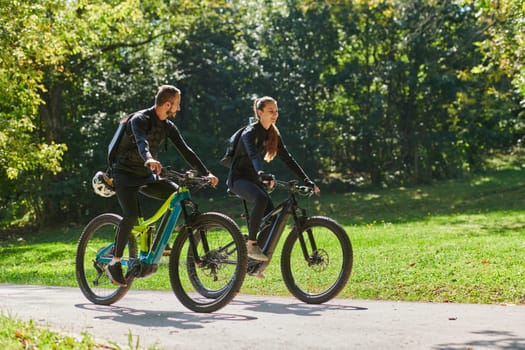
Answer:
[106,85,218,287]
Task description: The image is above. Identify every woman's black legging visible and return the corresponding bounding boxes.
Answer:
[230,178,274,241]
[113,172,178,257]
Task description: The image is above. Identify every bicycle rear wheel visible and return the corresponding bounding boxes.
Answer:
[75,213,136,305]
[281,216,353,304]
[169,212,247,313]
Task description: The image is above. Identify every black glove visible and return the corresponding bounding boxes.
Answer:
[258,172,275,183]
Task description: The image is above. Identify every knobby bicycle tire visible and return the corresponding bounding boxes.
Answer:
[281,216,353,304]
[75,213,136,305]
[168,212,247,313]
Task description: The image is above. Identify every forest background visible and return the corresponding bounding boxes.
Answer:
[0,0,524,230]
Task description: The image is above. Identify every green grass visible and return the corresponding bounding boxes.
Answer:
[0,312,162,349]
[1,168,525,305]
[0,313,107,349]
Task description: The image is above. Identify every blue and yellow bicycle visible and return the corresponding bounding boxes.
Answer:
[75,169,247,313]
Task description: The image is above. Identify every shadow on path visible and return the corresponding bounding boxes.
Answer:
[434,330,525,350]
[74,297,367,329]
[229,298,367,316]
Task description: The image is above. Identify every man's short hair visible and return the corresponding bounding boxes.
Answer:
[155,85,181,106]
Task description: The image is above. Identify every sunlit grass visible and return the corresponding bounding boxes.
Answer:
[348,212,525,304]
[0,313,106,349]
[1,168,525,305]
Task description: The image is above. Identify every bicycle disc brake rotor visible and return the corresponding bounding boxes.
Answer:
[308,249,329,272]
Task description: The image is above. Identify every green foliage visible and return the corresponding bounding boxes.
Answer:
[474,0,525,100]
[319,0,522,186]
[0,0,524,228]
[0,1,67,180]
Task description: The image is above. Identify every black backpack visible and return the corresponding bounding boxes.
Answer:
[219,125,247,168]
[106,111,158,167]
[107,113,133,167]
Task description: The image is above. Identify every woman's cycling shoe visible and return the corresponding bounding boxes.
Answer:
[246,243,268,262]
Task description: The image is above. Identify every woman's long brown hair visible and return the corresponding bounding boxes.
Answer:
[254,96,280,162]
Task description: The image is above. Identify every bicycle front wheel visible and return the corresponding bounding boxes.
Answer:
[281,216,353,304]
[169,212,247,313]
[75,213,136,305]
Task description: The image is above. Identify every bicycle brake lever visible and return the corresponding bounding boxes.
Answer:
[297,186,313,195]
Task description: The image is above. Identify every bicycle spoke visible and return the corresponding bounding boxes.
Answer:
[76,214,135,305]
[169,212,247,313]
[281,216,352,304]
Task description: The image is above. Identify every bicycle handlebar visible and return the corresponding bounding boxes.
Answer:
[274,179,315,196]
[160,167,211,191]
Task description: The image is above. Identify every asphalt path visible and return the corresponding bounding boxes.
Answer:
[1,283,524,349]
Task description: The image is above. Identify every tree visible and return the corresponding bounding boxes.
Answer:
[0,1,67,179]
[0,0,228,227]
[1,0,524,229]
[472,0,525,140]
[318,0,520,186]
[229,0,341,178]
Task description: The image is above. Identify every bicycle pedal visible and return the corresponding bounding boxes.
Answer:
[248,271,266,279]
[163,249,171,256]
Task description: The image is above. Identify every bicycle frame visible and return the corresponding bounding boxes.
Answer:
[246,182,310,273]
[95,186,195,268]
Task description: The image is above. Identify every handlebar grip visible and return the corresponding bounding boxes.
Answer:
[297,185,313,194]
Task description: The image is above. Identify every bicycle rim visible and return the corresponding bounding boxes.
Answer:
[169,212,247,313]
[75,213,135,305]
[281,216,353,304]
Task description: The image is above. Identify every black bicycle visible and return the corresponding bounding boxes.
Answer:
[236,178,353,304]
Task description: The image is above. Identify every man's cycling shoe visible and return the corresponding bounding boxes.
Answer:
[105,262,127,287]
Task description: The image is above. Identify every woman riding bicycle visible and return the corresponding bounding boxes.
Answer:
[107,85,218,287]
[227,96,320,263]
